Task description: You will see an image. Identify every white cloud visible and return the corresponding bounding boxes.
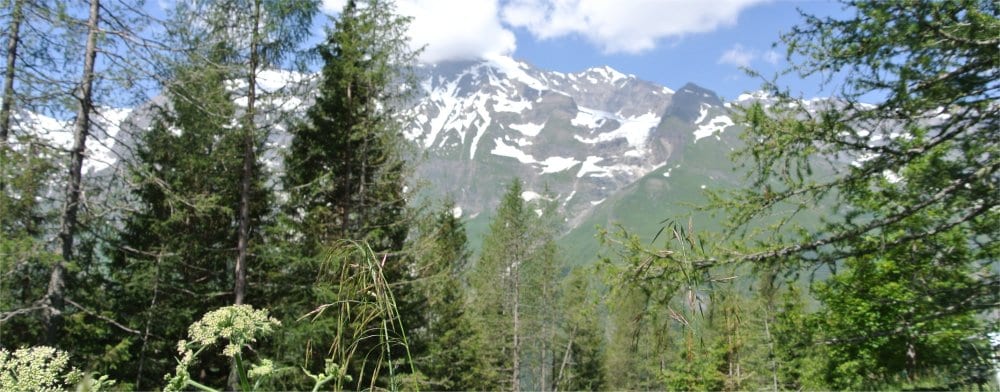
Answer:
[718,44,780,68]
[321,0,347,14]
[763,49,781,65]
[501,0,767,54]
[322,0,516,63]
[398,0,516,62]
[718,44,754,67]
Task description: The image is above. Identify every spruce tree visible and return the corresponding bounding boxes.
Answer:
[0,138,57,345]
[406,200,490,390]
[111,46,269,388]
[271,0,418,387]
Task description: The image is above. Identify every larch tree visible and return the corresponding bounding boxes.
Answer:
[43,0,101,346]
[471,179,531,391]
[621,0,997,389]
[471,178,569,391]
[1,0,166,373]
[729,1,997,387]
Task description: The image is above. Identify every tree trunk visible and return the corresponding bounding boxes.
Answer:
[235,0,261,307]
[0,0,23,145]
[554,324,577,392]
[45,0,99,346]
[230,0,260,388]
[511,259,521,392]
[0,0,25,194]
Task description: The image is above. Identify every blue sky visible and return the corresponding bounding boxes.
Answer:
[150,0,851,101]
[508,1,851,100]
[319,0,851,101]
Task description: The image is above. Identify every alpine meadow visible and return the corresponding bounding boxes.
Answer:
[0,0,997,390]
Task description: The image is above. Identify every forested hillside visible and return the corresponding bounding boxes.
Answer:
[0,0,996,391]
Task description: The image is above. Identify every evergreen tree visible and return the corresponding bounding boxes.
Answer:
[406,200,490,390]
[731,2,996,388]
[616,1,997,388]
[110,46,270,388]
[282,0,414,253]
[0,137,57,345]
[270,0,417,387]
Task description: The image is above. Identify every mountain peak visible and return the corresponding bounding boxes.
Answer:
[664,82,723,123]
[582,65,631,84]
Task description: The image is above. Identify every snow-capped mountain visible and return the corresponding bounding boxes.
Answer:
[404,56,736,227]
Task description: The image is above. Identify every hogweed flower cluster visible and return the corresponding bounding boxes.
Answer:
[167,305,281,391]
[185,304,281,357]
[0,346,82,391]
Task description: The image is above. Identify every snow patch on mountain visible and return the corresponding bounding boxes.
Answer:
[521,191,542,201]
[571,107,613,128]
[257,70,309,93]
[693,115,734,142]
[493,96,532,113]
[539,156,580,174]
[573,108,659,148]
[695,103,710,124]
[492,138,535,163]
[468,120,489,159]
[22,107,132,173]
[587,66,630,85]
[509,121,545,137]
[577,156,605,178]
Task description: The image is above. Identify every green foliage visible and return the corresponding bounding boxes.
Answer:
[813,228,989,389]
[293,241,415,391]
[553,268,606,391]
[0,136,58,345]
[282,0,416,254]
[470,179,578,390]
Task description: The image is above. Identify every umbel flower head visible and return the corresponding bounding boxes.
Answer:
[0,346,82,391]
[186,304,281,357]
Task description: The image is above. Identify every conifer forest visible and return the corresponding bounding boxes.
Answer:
[0,0,997,390]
